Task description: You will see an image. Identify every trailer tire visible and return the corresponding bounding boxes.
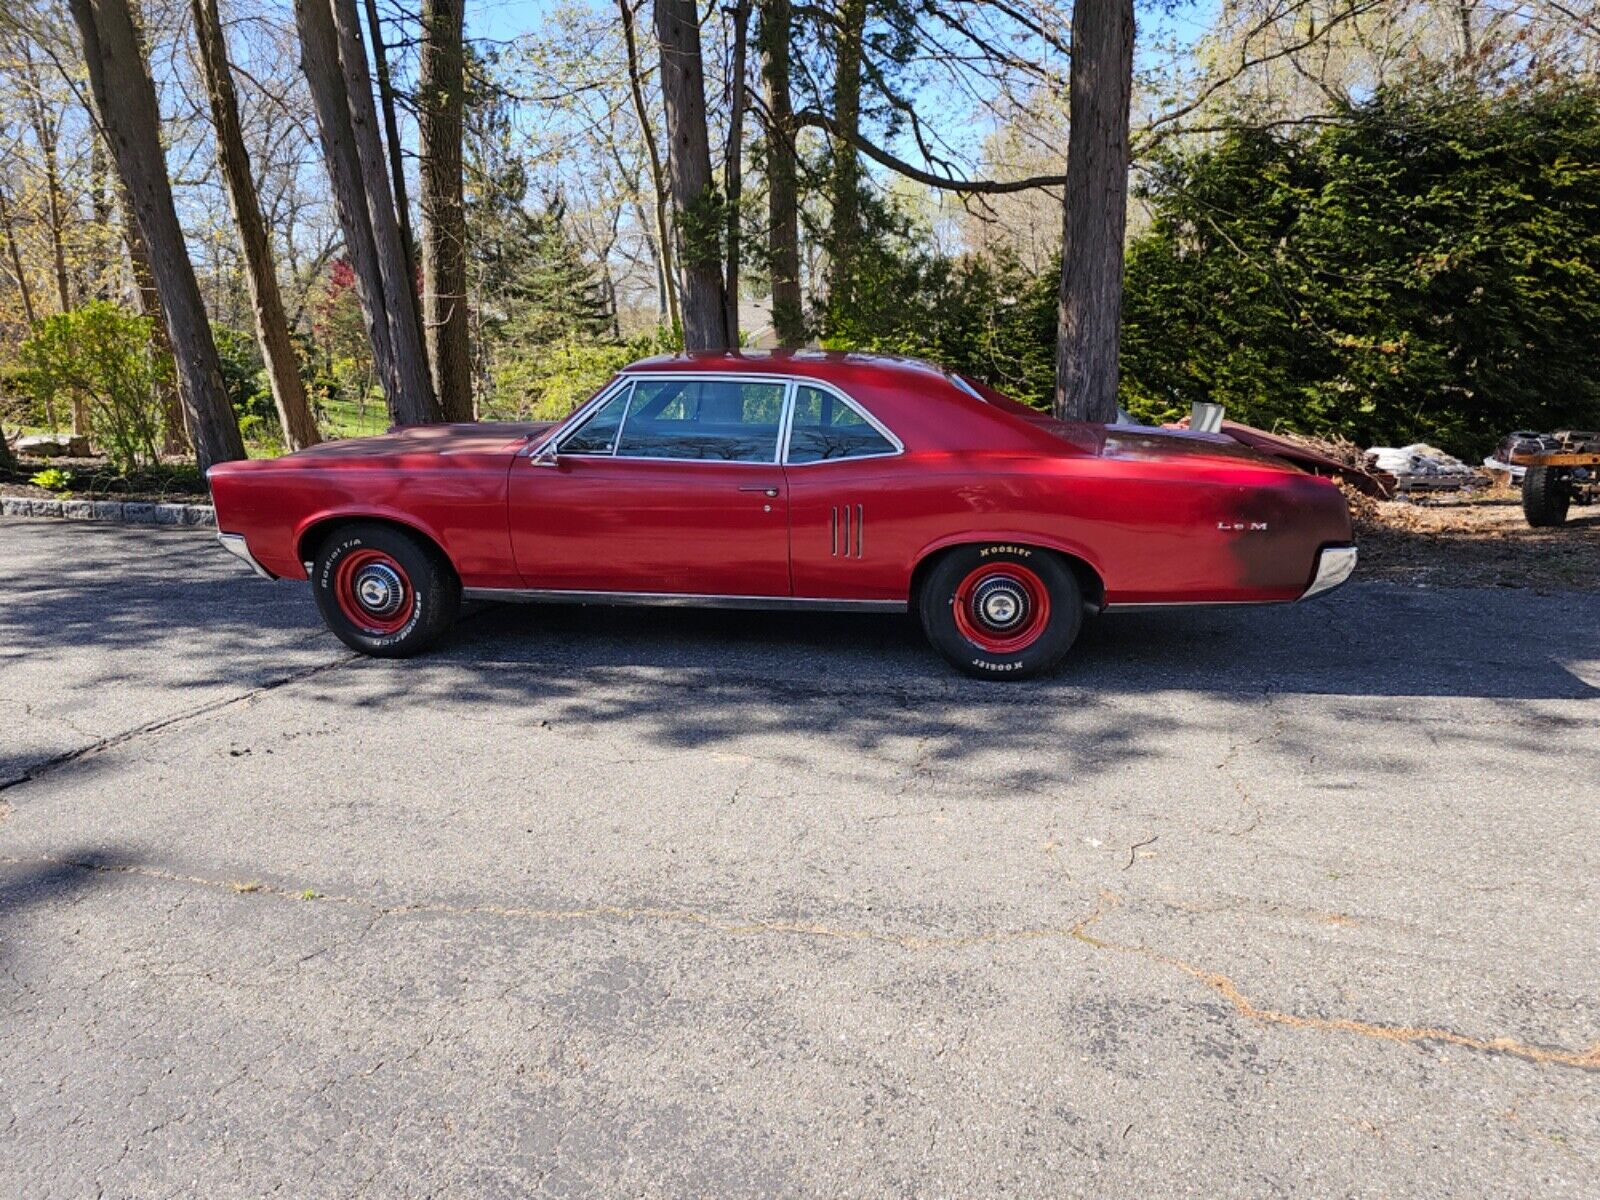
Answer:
[1522,466,1571,528]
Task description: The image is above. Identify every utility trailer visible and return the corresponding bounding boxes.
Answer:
[1505,432,1600,527]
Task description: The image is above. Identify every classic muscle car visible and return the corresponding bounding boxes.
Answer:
[208,351,1356,679]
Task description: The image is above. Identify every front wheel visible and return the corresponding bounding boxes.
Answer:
[918,545,1083,680]
[312,522,459,657]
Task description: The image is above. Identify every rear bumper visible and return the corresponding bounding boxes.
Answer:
[1300,544,1357,600]
[217,532,274,580]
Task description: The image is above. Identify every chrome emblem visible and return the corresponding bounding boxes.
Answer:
[1216,521,1269,532]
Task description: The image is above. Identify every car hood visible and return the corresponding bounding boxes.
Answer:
[285,421,554,461]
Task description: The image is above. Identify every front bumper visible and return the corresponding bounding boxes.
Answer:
[1300,544,1357,600]
[217,532,274,580]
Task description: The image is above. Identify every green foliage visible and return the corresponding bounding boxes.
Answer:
[16,301,174,472]
[488,328,678,421]
[1120,80,1600,454]
[29,466,73,491]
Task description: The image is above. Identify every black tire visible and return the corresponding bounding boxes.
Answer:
[918,544,1083,680]
[1522,466,1571,528]
[311,522,459,657]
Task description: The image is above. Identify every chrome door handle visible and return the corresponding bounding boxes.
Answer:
[738,486,780,497]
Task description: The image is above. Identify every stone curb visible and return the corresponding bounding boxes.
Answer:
[0,495,215,527]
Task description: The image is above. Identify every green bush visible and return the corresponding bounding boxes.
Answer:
[29,467,73,491]
[17,301,174,471]
[1120,79,1600,454]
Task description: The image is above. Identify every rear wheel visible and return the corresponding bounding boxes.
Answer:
[312,522,459,656]
[1522,466,1571,527]
[918,545,1082,680]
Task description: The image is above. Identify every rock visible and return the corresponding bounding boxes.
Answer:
[121,502,156,524]
[59,500,97,520]
[91,501,126,521]
[180,505,216,527]
[17,433,92,457]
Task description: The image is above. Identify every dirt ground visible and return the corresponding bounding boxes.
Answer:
[1352,486,1600,590]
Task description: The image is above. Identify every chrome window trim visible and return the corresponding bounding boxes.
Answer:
[781,377,905,466]
[529,372,903,469]
[553,378,637,457]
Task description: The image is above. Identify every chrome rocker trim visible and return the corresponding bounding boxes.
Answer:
[1300,544,1357,600]
[461,586,906,614]
[217,532,274,580]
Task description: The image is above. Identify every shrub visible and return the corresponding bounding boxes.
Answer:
[17,301,174,472]
[29,467,73,491]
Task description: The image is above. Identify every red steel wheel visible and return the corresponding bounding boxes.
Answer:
[331,548,416,635]
[950,562,1051,654]
[918,544,1083,680]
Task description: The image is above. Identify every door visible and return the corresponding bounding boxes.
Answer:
[782,381,912,600]
[509,376,793,596]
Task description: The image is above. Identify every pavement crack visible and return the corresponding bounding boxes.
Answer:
[0,654,360,798]
[1070,891,1600,1075]
[10,852,1598,1076]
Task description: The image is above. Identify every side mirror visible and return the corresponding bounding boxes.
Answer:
[530,441,559,468]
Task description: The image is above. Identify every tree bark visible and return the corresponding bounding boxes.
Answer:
[0,184,38,327]
[654,0,728,350]
[294,0,441,424]
[826,0,867,313]
[192,0,321,451]
[419,0,473,421]
[69,0,246,470]
[1053,0,1134,424]
[618,0,679,333]
[758,0,802,347]
[723,0,750,346]
[360,0,420,284]
[121,192,190,454]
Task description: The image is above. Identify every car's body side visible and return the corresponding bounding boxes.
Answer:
[208,352,1354,609]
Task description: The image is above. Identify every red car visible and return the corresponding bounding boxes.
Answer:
[209,351,1356,679]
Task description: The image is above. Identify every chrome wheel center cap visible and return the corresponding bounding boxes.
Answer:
[972,577,1028,631]
[354,563,404,616]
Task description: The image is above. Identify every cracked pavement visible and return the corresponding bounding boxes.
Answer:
[1,517,1598,1197]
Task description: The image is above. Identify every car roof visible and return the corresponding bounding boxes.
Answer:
[623,349,954,389]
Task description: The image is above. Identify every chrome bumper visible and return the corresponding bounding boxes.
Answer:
[217,532,274,580]
[1300,545,1357,600]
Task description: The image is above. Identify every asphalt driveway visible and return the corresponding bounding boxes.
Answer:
[2,517,1597,1197]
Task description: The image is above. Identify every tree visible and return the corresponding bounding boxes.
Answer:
[1053,0,1133,423]
[293,0,441,425]
[757,0,803,346]
[191,0,321,451]
[722,0,750,345]
[419,0,473,420]
[826,0,868,319]
[654,0,728,349]
[67,0,246,470]
[617,0,680,332]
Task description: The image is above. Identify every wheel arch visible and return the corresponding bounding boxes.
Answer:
[910,536,1106,613]
[296,511,458,581]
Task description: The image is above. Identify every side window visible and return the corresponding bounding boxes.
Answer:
[614,378,785,462]
[558,384,632,455]
[786,385,897,463]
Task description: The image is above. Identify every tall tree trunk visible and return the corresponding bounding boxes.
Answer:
[70,0,246,470]
[618,0,679,333]
[723,0,750,346]
[419,0,472,421]
[360,0,419,280]
[654,0,727,350]
[0,184,38,327]
[826,0,867,315]
[1053,0,1133,424]
[294,0,440,424]
[122,194,190,454]
[192,0,321,451]
[758,0,802,347]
